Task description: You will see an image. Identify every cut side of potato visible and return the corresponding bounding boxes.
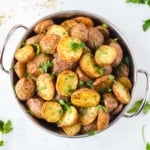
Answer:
[41,101,63,123]
[36,73,55,101]
[97,109,109,131]
[57,36,83,63]
[62,122,81,136]
[15,45,35,63]
[79,53,103,78]
[26,34,44,45]
[71,88,100,107]
[95,45,117,67]
[80,106,98,125]
[118,77,132,91]
[112,81,131,104]
[47,24,68,37]
[56,70,78,96]
[57,106,78,127]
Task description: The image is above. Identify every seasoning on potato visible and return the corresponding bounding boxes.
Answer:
[14,15,133,136]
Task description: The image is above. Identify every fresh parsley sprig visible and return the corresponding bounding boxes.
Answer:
[59,99,72,113]
[70,41,87,52]
[0,119,13,147]
[143,19,150,32]
[39,61,53,73]
[126,0,150,6]
[142,125,150,150]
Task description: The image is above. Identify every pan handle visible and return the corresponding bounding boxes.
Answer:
[0,25,28,74]
[124,69,150,117]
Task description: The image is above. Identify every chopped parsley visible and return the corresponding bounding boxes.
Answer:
[59,99,71,113]
[143,19,150,32]
[31,43,41,55]
[85,80,94,88]
[97,105,108,112]
[97,66,104,74]
[70,41,86,52]
[67,85,74,94]
[78,80,85,88]
[87,130,98,136]
[39,61,53,73]
[102,23,109,28]
[126,0,150,6]
[109,74,115,81]
[142,125,150,150]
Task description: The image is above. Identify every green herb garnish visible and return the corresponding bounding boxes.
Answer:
[85,80,94,88]
[31,43,41,55]
[142,125,150,150]
[59,99,71,113]
[127,99,150,114]
[87,130,98,136]
[70,41,86,52]
[143,19,150,32]
[124,57,130,66]
[78,80,85,88]
[102,23,109,28]
[97,66,104,74]
[37,85,47,92]
[107,88,112,92]
[93,39,98,49]
[126,0,150,6]
[50,71,56,79]
[109,74,115,81]
[39,61,53,73]
[80,108,87,116]
[0,119,13,147]
[97,105,108,112]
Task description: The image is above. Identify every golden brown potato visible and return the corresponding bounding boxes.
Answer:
[26,98,44,118]
[14,61,26,79]
[80,106,98,125]
[41,101,63,122]
[97,109,109,131]
[57,106,78,127]
[71,88,100,107]
[79,53,103,78]
[81,121,97,133]
[62,122,81,136]
[70,23,88,42]
[93,74,114,92]
[40,34,60,54]
[47,25,68,37]
[96,25,110,38]
[61,19,78,33]
[112,103,124,115]
[15,77,35,101]
[15,45,35,63]
[34,19,54,34]
[74,16,94,27]
[95,45,117,67]
[109,42,123,67]
[36,73,55,101]
[118,77,132,91]
[112,81,131,104]
[56,70,78,96]
[87,27,104,49]
[26,34,44,45]
[103,93,118,112]
[57,36,83,63]
[75,67,90,82]
[27,54,50,77]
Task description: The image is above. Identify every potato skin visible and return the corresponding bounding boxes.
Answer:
[56,70,78,96]
[14,61,26,79]
[15,77,35,101]
[81,121,97,133]
[118,77,132,91]
[27,54,50,77]
[79,53,103,78]
[40,34,60,54]
[26,98,44,118]
[36,73,55,101]
[57,36,83,63]
[116,64,129,78]
[41,101,63,123]
[15,45,35,63]
[26,34,44,45]
[95,45,117,67]
[34,19,54,34]
[71,88,100,107]
[112,81,131,104]
[97,109,109,131]
[96,25,110,38]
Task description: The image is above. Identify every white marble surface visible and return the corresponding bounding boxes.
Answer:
[0,0,150,150]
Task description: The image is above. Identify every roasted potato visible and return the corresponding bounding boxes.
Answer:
[27,54,50,77]
[34,19,54,34]
[95,45,117,67]
[87,27,104,49]
[74,16,94,27]
[70,23,88,42]
[56,70,78,96]
[112,103,124,115]
[40,34,60,54]
[79,52,103,78]
[15,77,35,101]
[36,73,55,101]
[14,61,26,78]
[26,98,44,118]
[41,101,63,123]
[112,81,131,104]
[96,25,110,38]
[80,106,98,125]
[71,88,100,107]
[118,76,132,91]
[62,122,81,136]
[103,66,112,75]
[97,109,109,131]
[15,45,35,63]
[61,19,78,33]
[115,64,129,78]
[93,75,114,92]
[103,93,118,112]
[109,42,123,67]
[81,121,97,133]
[57,106,78,127]
[26,34,44,45]
[57,36,83,63]
[47,25,68,37]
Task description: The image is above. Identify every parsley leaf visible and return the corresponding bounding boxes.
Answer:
[102,23,109,28]
[85,80,94,88]
[0,141,4,147]
[31,43,41,55]
[142,125,150,150]
[146,143,150,150]
[143,19,150,32]
[59,99,71,113]
[97,66,104,74]
[78,80,85,88]
[3,119,13,134]
[0,120,4,132]
[97,105,108,112]
[109,74,115,81]
[39,61,53,73]
[87,130,98,136]
[70,41,86,52]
